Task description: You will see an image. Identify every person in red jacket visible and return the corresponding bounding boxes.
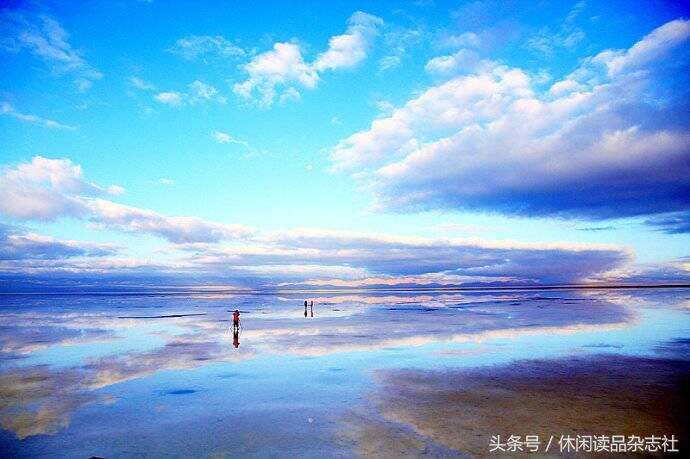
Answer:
[232,309,240,330]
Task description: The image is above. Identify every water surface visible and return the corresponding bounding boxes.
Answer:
[1,288,688,457]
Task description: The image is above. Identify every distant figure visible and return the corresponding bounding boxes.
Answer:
[232,309,240,331]
[310,300,314,318]
[304,300,308,317]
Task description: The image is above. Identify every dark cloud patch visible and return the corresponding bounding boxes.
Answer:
[0,224,117,260]
[645,211,690,234]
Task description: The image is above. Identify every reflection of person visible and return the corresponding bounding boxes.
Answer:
[304,300,308,317]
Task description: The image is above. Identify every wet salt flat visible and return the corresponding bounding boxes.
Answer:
[1,288,689,457]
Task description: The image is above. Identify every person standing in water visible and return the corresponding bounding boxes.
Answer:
[232,309,240,348]
[304,300,308,317]
[232,309,240,330]
[310,300,314,318]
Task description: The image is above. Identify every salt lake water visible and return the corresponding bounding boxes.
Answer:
[1,287,688,457]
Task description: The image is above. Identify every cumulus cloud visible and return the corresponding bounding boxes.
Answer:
[425,30,483,75]
[0,11,102,91]
[331,19,690,223]
[234,11,382,106]
[233,42,317,106]
[0,156,122,220]
[1,101,75,130]
[169,35,245,60]
[313,11,383,71]
[595,18,690,77]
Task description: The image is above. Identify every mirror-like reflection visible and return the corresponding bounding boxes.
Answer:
[231,309,241,348]
[0,288,688,456]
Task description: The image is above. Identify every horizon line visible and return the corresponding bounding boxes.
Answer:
[1,282,689,296]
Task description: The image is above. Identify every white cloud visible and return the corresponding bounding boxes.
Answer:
[233,42,317,106]
[0,156,122,220]
[527,28,585,55]
[188,80,226,104]
[178,227,628,284]
[1,157,675,286]
[169,35,245,60]
[434,223,495,234]
[106,185,125,195]
[441,32,481,49]
[1,12,102,91]
[548,78,582,96]
[234,11,382,106]
[154,81,225,106]
[128,76,155,91]
[525,1,587,56]
[331,19,690,222]
[279,87,301,104]
[313,11,383,72]
[378,55,401,70]
[372,99,395,114]
[1,101,75,130]
[212,131,249,150]
[379,25,424,72]
[85,199,254,244]
[158,178,175,186]
[592,18,690,77]
[154,91,183,106]
[213,131,231,143]
[333,63,532,171]
[424,49,482,74]
[0,156,254,245]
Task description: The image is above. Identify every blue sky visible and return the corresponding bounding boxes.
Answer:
[1,0,689,290]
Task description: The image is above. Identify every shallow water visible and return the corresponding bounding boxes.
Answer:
[1,288,688,457]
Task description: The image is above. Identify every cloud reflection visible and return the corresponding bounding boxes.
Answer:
[0,291,641,439]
